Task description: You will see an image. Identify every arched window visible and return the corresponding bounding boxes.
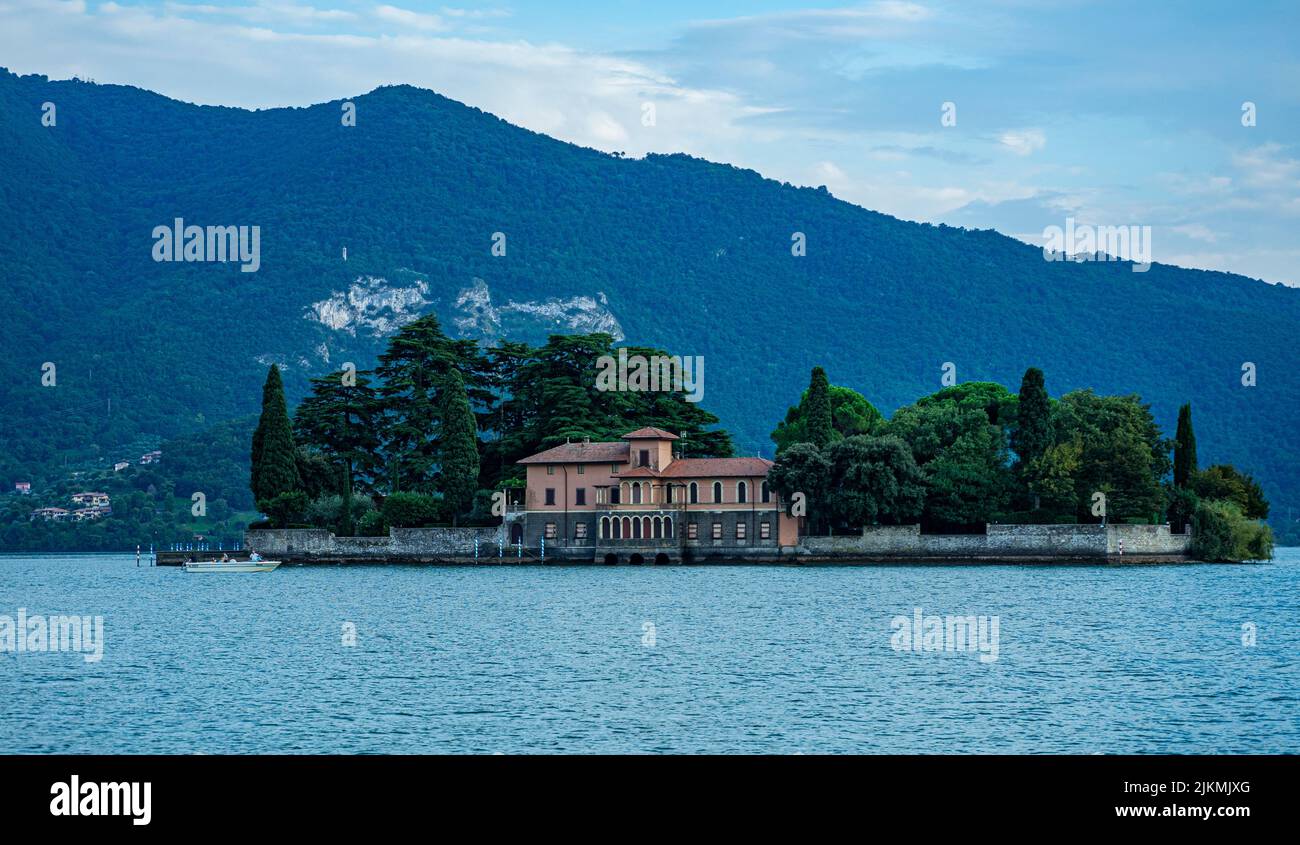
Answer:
[761,481,770,503]
[664,517,674,539]
[600,516,609,539]
[622,517,632,538]
[713,481,723,503]
[652,516,662,539]
[689,482,698,504]
[642,516,652,539]
[737,481,748,503]
[632,483,642,505]
[612,517,622,539]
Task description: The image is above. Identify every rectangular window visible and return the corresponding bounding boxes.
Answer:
[577,464,585,475]
[575,488,586,506]
[639,449,650,467]
[544,522,557,540]
[574,522,588,540]
[545,488,556,506]
[687,523,698,540]
[736,522,746,540]
[611,463,619,474]
[712,522,722,540]
[760,522,771,540]
[596,487,607,505]
[547,465,555,475]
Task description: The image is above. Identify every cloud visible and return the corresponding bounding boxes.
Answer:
[162,2,359,25]
[998,129,1045,157]
[374,4,445,32]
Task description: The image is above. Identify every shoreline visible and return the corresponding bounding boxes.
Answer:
[213,522,1200,567]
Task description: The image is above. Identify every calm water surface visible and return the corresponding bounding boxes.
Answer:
[1,551,1297,754]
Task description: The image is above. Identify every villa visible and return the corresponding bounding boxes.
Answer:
[71,492,110,508]
[510,427,797,564]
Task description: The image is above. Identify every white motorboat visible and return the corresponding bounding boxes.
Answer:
[182,559,281,573]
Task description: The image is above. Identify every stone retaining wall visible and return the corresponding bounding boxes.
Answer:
[247,522,1190,563]
[247,526,503,561]
[799,523,1189,561]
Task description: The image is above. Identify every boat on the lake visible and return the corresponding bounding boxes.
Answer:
[182,559,280,573]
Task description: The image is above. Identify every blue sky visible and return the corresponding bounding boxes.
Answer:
[4,0,1298,284]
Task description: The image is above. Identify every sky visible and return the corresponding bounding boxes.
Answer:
[3,0,1298,285]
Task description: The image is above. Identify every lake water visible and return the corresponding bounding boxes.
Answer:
[1,550,1297,754]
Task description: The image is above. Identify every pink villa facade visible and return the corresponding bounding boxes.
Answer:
[512,427,798,564]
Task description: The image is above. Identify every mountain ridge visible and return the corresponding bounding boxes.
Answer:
[1,68,1296,520]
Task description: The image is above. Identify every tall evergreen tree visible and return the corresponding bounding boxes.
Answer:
[805,366,834,449]
[437,368,480,525]
[249,364,284,500]
[252,364,302,505]
[293,368,383,490]
[1173,403,1198,488]
[374,315,461,493]
[1012,367,1052,508]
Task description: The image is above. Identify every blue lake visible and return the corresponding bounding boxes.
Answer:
[1,550,1297,754]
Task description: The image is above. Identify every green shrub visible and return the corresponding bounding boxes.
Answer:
[305,494,376,532]
[381,492,441,528]
[356,510,387,537]
[1191,499,1274,562]
[259,491,309,528]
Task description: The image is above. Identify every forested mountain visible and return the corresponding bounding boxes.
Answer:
[1,68,1297,530]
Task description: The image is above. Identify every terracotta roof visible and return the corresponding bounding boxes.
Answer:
[622,427,679,440]
[518,441,629,464]
[660,457,774,478]
[618,466,661,478]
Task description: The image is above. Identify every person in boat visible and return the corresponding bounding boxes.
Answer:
[249,550,263,562]
[221,553,230,562]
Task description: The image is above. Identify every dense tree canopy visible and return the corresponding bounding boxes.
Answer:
[767,366,1270,546]
[771,372,884,454]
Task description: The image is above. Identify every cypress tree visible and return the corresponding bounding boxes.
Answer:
[438,368,480,526]
[249,364,284,500]
[1012,367,1052,508]
[252,364,302,505]
[1174,403,1198,487]
[806,366,834,449]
